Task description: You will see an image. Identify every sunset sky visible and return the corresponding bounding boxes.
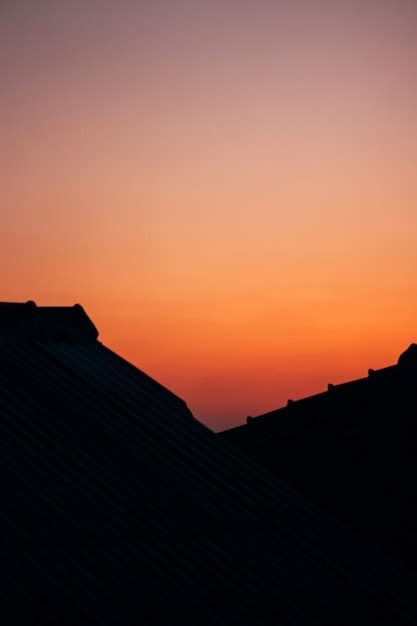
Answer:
[2,1,417,429]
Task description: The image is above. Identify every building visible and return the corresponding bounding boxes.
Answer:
[1,301,417,625]
[221,345,417,569]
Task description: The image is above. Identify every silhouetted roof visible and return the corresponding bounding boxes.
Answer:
[221,346,417,569]
[0,301,98,343]
[2,301,417,625]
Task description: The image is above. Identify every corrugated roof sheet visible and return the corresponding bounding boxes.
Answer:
[1,302,417,625]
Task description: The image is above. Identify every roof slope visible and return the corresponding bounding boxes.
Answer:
[220,346,417,568]
[1,302,417,625]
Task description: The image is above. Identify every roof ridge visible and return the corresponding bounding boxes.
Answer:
[0,301,98,343]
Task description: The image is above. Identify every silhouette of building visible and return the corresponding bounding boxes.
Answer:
[221,346,417,570]
[2,301,417,625]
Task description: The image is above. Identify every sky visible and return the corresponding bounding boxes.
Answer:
[2,0,417,429]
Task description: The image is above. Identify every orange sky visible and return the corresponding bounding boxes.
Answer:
[2,1,417,429]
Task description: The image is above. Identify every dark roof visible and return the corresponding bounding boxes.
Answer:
[220,346,417,569]
[2,302,417,625]
[0,301,99,343]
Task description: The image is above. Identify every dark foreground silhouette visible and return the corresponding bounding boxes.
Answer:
[221,345,417,570]
[1,301,417,625]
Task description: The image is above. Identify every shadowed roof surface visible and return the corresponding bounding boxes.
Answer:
[221,345,417,569]
[1,301,417,625]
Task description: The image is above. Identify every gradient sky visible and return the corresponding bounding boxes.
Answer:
[2,0,417,429]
